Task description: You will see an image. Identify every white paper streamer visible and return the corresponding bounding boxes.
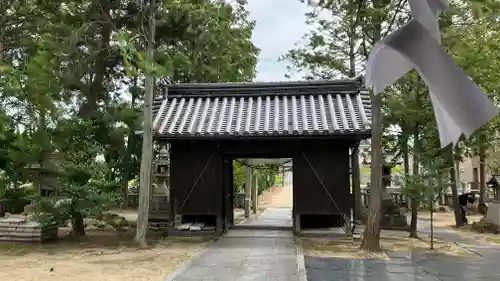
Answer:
[365,0,498,148]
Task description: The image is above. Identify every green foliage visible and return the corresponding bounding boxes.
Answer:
[233,160,245,194]
[0,0,258,212]
[29,130,121,236]
[275,175,284,186]
[255,165,279,195]
[401,159,451,206]
[284,0,409,79]
[232,161,281,195]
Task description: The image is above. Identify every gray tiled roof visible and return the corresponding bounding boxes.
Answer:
[152,79,371,138]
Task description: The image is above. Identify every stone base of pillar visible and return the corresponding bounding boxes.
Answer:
[380,197,408,230]
[486,201,500,226]
[244,198,251,218]
[294,213,301,234]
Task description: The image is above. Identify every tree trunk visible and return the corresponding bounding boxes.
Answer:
[0,27,3,64]
[479,144,486,205]
[360,0,383,252]
[121,131,135,208]
[80,0,112,118]
[0,0,4,64]
[244,161,252,218]
[409,75,421,238]
[71,211,86,239]
[455,148,462,193]
[403,138,409,177]
[409,131,420,238]
[360,92,382,252]
[449,146,463,227]
[135,0,156,248]
[121,86,138,209]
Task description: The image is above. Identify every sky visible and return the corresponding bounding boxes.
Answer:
[247,0,311,82]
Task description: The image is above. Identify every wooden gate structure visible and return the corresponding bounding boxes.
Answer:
[152,78,371,235]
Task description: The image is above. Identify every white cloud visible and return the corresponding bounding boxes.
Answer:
[247,0,310,82]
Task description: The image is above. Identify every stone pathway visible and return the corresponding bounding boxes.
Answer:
[168,229,301,281]
[168,192,300,281]
[306,253,500,281]
[238,184,293,228]
[238,208,293,228]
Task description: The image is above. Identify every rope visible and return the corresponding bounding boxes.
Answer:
[177,144,221,213]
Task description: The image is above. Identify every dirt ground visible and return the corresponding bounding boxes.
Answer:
[416,210,500,245]
[416,210,483,228]
[258,184,292,209]
[0,210,209,281]
[302,209,495,260]
[232,184,291,224]
[301,233,468,260]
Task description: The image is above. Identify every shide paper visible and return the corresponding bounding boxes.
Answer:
[365,0,498,148]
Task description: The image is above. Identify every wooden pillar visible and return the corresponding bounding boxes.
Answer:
[251,170,257,214]
[294,212,301,234]
[351,145,362,221]
[244,160,252,218]
[282,168,285,187]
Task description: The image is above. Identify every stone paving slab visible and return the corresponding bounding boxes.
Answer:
[305,251,500,281]
[169,229,300,281]
[238,208,293,228]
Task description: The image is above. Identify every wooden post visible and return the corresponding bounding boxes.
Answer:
[251,170,257,214]
[244,160,252,218]
[351,145,362,221]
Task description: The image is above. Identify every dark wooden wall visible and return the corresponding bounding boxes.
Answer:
[170,141,222,215]
[294,143,350,215]
[168,138,356,224]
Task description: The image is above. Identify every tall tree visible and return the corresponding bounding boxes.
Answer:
[135,0,156,248]
[286,0,409,251]
[1,0,259,237]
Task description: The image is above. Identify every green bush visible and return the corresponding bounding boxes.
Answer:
[232,161,280,195]
[275,175,283,186]
[233,160,245,193]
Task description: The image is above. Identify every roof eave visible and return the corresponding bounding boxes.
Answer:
[150,131,372,141]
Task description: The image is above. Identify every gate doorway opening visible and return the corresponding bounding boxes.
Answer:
[228,158,293,230]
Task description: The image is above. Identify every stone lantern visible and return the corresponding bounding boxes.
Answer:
[382,162,394,189]
[380,155,408,229]
[153,145,170,199]
[149,145,171,221]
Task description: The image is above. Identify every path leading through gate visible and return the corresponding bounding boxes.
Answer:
[168,227,303,281]
[167,185,303,281]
